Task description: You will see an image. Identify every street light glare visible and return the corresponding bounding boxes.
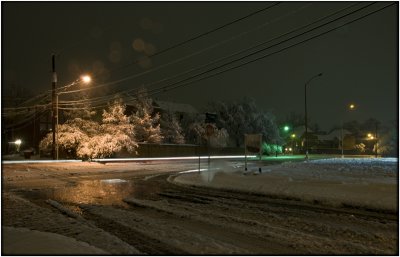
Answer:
[15,139,22,145]
[349,104,355,110]
[81,75,92,84]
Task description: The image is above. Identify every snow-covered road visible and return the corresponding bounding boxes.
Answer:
[2,158,398,254]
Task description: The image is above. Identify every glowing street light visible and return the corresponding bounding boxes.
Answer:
[291,134,296,138]
[81,75,92,84]
[340,103,357,158]
[15,139,22,152]
[283,125,290,132]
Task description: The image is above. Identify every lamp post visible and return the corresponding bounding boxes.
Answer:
[341,103,356,158]
[55,75,92,160]
[304,73,322,160]
[51,54,57,160]
[374,122,379,158]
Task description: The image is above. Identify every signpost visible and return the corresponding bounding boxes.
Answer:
[244,134,262,173]
[205,124,214,180]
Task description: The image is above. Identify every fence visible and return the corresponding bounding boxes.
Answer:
[115,143,244,158]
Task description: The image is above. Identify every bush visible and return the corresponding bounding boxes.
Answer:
[262,142,282,155]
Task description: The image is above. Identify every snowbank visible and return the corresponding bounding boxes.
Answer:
[172,158,398,211]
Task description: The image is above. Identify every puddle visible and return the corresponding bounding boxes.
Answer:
[17,179,136,206]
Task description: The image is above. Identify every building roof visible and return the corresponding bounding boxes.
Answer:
[318,129,352,141]
[154,100,198,114]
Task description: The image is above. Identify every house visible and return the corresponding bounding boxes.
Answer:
[152,100,198,121]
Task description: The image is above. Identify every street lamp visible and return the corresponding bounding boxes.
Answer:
[366,132,378,157]
[341,103,356,158]
[283,125,290,132]
[81,75,92,84]
[290,134,296,154]
[15,139,22,152]
[54,74,92,160]
[304,73,322,160]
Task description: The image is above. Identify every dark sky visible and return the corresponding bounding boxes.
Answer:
[3,1,398,130]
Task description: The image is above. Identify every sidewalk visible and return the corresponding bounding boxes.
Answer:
[2,226,108,255]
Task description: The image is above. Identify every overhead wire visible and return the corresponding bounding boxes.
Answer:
[49,3,284,96]
[4,3,283,117]
[54,2,361,108]
[5,2,393,126]
[144,2,395,98]
[56,2,378,107]
[100,3,281,76]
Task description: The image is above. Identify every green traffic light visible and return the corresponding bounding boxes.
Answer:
[283,125,290,132]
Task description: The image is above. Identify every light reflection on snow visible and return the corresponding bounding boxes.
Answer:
[100,179,128,184]
[311,158,398,164]
[2,160,82,164]
[92,155,257,162]
[34,179,136,206]
[179,167,223,174]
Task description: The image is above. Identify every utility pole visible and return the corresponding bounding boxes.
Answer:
[51,54,57,160]
[304,82,308,160]
[375,122,379,158]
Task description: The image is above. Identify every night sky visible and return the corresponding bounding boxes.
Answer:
[3,2,398,131]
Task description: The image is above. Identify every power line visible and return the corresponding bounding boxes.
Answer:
[145,2,394,98]
[124,2,378,99]
[4,3,297,110]
[52,2,362,107]
[53,3,284,96]
[4,3,393,125]
[101,3,281,76]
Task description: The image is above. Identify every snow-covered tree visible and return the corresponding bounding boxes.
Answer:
[180,113,204,144]
[187,122,229,147]
[207,98,281,147]
[160,111,185,144]
[78,99,138,159]
[62,94,96,120]
[39,98,138,159]
[129,88,163,143]
[252,112,282,145]
[208,126,229,148]
[39,118,99,158]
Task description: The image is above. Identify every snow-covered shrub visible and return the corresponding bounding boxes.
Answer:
[354,143,366,153]
[262,143,282,155]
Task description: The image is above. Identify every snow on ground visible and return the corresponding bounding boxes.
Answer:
[173,158,398,211]
[2,227,108,255]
